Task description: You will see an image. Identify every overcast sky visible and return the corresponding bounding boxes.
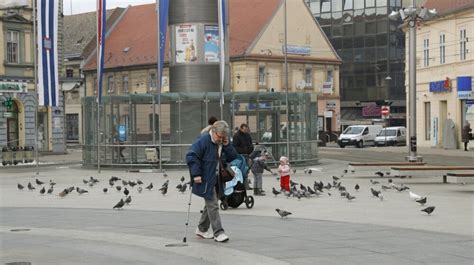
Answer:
[65,0,156,15]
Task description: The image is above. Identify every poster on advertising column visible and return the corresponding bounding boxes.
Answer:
[175,24,197,63]
[204,25,220,63]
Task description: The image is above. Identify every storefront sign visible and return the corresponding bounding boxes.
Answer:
[0,82,27,93]
[429,79,451,92]
[362,105,381,117]
[283,45,311,56]
[175,24,197,63]
[321,82,333,94]
[457,76,472,99]
[3,112,14,118]
[204,25,220,63]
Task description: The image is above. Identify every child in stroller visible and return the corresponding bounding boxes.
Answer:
[220,155,254,210]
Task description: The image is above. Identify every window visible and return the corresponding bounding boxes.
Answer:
[332,0,342,12]
[7,31,19,63]
[423,38,429,67]
[460,29,467,61]
[321,0,331,12]
[66,114,79,142]
[66,69,74,78]
[424,102,431,140]
[149,73,157,91]
[354,0,364,9]
[309,0,320,14]
[344,0,353,10]
[439,33,445,64]
[305,67,313,87]
[326,69,334,83]
[107,75,114,93]
[258,66,266,86]
[122,75,129,94]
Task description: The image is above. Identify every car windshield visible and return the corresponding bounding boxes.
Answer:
[343,127,364,134]
[377,129,397,136]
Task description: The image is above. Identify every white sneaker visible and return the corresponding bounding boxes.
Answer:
[195,228,213,239]
[214,233,229,242]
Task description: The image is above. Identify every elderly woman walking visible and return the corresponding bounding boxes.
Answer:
[462,123,472,151]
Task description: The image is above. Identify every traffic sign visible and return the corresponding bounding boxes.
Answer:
[381,105,390,119]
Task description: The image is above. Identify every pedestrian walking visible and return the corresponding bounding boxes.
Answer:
[462,122,472,151]
[232,123,254,155]
[186,120,238,242]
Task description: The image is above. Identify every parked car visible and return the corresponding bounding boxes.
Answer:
[375,126,406,146]
[337,125,383,148]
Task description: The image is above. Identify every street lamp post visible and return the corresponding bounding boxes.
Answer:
[389,1,437,162]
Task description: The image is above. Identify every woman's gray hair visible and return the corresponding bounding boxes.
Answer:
[211,120,230,134]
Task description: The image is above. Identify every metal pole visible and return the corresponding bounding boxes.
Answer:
[156,0,162,171]
[284,0,290,159]
[96,0,101,173]
[407,10,417,162]
[33,0,40,175]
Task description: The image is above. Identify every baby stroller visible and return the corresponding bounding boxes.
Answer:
[220,155,254,210]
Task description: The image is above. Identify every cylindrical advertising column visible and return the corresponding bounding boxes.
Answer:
[169,0,227,153]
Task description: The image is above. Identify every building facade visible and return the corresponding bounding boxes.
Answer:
[0,1,65,153]
[411,0,474,149]
[305,0,423,128]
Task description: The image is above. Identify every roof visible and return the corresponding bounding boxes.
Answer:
[63,8,125,58]
[422,0,474,15]
[229,0,282,56]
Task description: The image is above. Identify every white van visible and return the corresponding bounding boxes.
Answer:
[337,125,383,148]
[374,126,406,146]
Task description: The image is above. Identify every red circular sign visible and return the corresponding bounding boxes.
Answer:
[381,106,390,115]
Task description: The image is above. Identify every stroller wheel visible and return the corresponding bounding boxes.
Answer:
[245,196,254,209]
[220,201,229,210]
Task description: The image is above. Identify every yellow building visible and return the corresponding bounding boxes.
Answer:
[411,0,474,149]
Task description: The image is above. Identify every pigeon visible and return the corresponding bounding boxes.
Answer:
[116,185,122,192]
[122,180,128,186]
[113,199,125,209]
[371,188,382,199]
[416,197,427,205]
[128,181,137,188]
[146,183,154,190]
[88,182,94,187]
[17,183,24,191]
[103,187,108,193]
[163,173,168,177]
[137,187,143,193]
[58,189,68,198]
[161,180,169,188]
[343,169,348,174]
[293,168,297,174]
[49,180,56,186]
[350,169,355,173]
[90,176,99,183]
[290,180,298,187]
[370,179,380,185]
[381,185,392,190]
[354,184,360,192]
[123,187,129,196]
[421,206,435,215]
[323,183,332,190]
[272,187,281,197]
[27,182,35,191]
[76,187,89,194]
[82,179,89,185]
[386,172,391,176]
[39,186,46,195]
[67,186,75,193]
[179,183,187,193]
[35,179,44,186]
[124,195,132,205]
[307,169,312,174]
[275,208,292,218]
[388,179,393,183]
[137,179,144,185]
[307,186,316,195]
[375,171,384,177]
[176,183,183,190]
[159,186,168,195]
[346,192,356,201]
[180,176,185,182]
[47,187,53,194]
[109,180,115,187]
[409,191,422,201]
[332,176,340,181]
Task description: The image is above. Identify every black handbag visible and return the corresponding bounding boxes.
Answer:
[219,159,235,182]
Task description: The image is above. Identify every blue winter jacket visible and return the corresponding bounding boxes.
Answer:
[186,133,238,200]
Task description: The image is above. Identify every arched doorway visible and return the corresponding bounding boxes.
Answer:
[6,100,19,148]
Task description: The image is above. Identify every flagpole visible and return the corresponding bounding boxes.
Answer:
[284,0,290,160]
[155,0,160,171]
[96,0,101,173]
[218,0,225,120]
[33,0,39,175]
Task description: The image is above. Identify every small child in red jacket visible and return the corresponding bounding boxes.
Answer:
[278,156,291,192]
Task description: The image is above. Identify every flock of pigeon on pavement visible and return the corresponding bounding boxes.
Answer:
[273,168,436,218]
[16,167,436,217]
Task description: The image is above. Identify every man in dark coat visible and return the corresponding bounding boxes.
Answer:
[462,122,472,151]
[187,120,238,242]
[232,123,254,155]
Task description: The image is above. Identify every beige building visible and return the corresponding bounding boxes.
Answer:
[410,0,474,149]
